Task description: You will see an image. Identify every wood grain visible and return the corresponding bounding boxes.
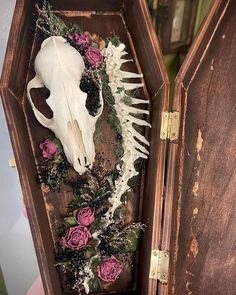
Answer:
[165,1,236,294]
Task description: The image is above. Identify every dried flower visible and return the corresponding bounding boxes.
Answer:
[75,206,95,226]
[97,256,123,282]
[62,226,91,249]
[91,33,101,44]
[69,31,91,47]
[40,183,50,193]
[86,47,104,67]
[39,139,57,159]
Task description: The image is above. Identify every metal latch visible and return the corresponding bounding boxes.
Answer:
[160,111,180,141]
[149,249,169,283]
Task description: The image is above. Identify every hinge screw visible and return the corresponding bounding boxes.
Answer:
[162,273,167,279]
[163,252,169,258]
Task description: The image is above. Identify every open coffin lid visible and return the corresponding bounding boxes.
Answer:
[0,0,169,294]
[159,0,236,294]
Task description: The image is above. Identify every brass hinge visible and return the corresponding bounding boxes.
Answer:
[160,111,180,141]
[149,249,169,284]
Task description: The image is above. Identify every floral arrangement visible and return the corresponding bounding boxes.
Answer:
[34,2,151,294]
[39,138,145,293]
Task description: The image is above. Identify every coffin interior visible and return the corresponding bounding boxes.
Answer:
[0,1,168,294]
[169,0,236,294]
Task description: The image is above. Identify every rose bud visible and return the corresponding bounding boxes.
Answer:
[39,139,57,160]
[85,47,104,67]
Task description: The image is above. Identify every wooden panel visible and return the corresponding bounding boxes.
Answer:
[47,0,124,12]
[125,2,169,294]
[0,0,35,97]
[166,0,236,294]
[0,0,168,294]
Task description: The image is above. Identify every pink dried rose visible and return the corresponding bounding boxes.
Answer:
[86,46,104,67]
[76,206,95,226]
[62,225,91,249]
[68,31,90,47]
[97,256,123,282]
[77,32,90,46]
[39,139,57,159]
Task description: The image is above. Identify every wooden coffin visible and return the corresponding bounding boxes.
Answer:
[0,1,168,295]
[1,0,236,294]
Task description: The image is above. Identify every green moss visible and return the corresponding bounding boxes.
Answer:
[114,142,124,165]
[130,112,143,119]
[108,111,122,135]
[89,278,101,293]
[43,160,69,190]
[106,33,122,47]
[94,117,104,144]
[126,88,140,98]
[121,95,133,106]
[116,86,125,94]
[127,158,145,188]
[99,67,124,164]
[110,223,145,253]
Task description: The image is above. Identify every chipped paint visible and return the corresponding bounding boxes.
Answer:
[222,34,226,39]
[226,257,235,266]
[210,59,214,71]
[190,237,199,258]
[196,129,203,161]
[172,286,175,294]
[193,207,199,217]
[186,270,195,277]
[192,182,199,197]
[186,281,193,295]
[45,202,54,213]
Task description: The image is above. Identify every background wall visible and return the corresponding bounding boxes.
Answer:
[0,1,42,295]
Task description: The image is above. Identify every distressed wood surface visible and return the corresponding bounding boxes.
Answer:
[0,0,168,294]
[166,0,236,294]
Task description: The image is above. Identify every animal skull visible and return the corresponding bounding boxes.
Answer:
[27,36,103,174]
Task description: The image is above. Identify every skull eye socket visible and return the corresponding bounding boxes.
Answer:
[30,86,53,119]
[80,75,101,117]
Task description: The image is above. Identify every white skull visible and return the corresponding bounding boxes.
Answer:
[27,36,103,174]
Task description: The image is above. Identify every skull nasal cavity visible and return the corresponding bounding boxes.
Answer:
[77,157,87,167]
